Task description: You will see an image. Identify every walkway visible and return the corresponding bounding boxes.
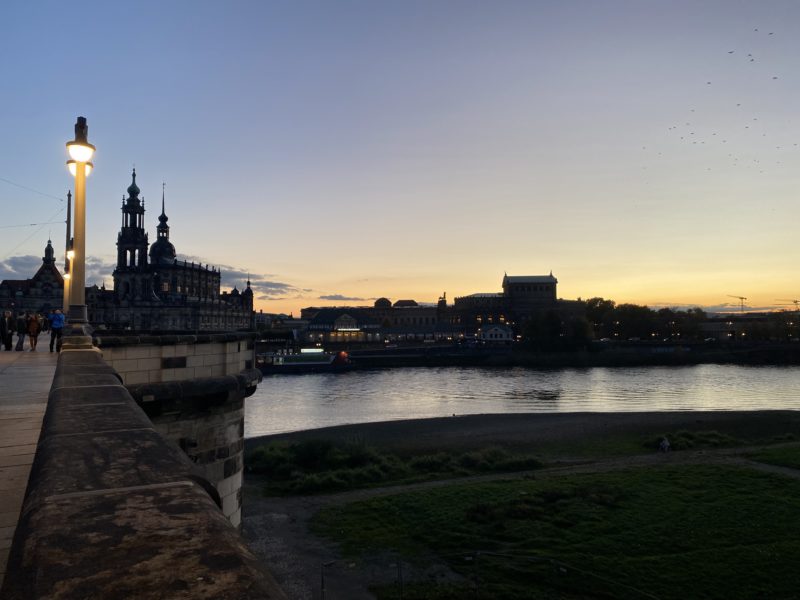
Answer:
[0,343,58,588]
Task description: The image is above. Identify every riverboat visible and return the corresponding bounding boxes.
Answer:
[256,349,352,374]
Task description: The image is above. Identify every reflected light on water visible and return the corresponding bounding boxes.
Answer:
[245,365,800,437]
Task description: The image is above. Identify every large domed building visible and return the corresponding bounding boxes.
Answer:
[88,170,253,331]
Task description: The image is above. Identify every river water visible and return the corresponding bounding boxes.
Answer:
[244,364,800,438]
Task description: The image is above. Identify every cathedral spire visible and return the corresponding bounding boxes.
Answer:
[127,167,140,199]
[157,182,169,236]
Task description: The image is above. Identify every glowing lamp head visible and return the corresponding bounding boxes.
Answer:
[63,273,71,280]
[66,116,95,163]
[67,160,93,177]
[66,249,75,260]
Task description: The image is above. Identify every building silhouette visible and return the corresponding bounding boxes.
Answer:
[87,169,253,331]
[0,240,64,315]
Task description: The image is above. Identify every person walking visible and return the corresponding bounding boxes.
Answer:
[49,308,65,352]
[27,312,42,351]
[15,313,27,351]
[0,310,14,350]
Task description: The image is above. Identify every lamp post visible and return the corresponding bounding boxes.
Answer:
[65,116,95,324]
[62,190,72,313]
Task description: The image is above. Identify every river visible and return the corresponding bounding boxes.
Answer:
[244,364,800,438]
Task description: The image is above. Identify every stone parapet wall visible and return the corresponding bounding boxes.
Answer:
[95,332,255,385]
[127,371,260,528]
[1,343,285,599]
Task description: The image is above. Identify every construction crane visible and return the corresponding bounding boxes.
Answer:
[776,299,800,311]
[727,295,747,312]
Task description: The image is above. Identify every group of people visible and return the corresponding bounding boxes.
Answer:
[0,309,65,352]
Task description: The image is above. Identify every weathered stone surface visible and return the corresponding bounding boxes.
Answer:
[1,347,284,599]
[48,385,131,407]
[51,370,122,389]
[5,484,285,599]
[25,429,193,507]
[42,399,153,437]
[55,350,106,367]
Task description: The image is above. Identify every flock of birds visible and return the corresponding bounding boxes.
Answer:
[639,27,795,177]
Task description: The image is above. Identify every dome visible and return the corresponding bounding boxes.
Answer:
[374,297,391,309]
[148,237,176,264]
[127,168,140,198]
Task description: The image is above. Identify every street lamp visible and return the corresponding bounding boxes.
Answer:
[65,116,95,324]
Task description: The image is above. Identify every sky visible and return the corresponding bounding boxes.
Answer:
[2,1,800,315]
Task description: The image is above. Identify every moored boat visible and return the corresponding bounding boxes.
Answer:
[256,349,352,374]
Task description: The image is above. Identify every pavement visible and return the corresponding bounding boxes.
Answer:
[0,336,58,588]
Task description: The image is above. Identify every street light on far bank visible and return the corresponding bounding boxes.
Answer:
[65,116,95,325]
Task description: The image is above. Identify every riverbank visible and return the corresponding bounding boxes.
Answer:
[343,342,800,370]
[245,410,800,457]
[243,410,800,599]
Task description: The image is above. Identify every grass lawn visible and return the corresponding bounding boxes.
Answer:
[312,464,800,599]
[749,442,800,470]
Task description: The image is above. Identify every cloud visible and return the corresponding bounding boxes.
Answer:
[0,255,41,280]
[318,294,368,302]
[176,254,300,299]
[85,256,117,286]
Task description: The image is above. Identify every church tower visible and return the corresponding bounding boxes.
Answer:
[148,183,176,265]
[113,169,150,301]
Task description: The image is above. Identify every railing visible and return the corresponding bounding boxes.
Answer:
[0,341,286,599]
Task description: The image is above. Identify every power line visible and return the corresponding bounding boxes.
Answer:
[1,206,65,260]
[0,220,66,230]
[0,176,66,203]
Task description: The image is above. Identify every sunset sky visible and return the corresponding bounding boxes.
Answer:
[2,1,799,315]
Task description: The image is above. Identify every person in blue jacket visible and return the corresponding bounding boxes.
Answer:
[49,309,65,353]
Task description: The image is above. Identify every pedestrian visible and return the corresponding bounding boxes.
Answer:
[659,437,671,453]
[0,310,14,350]
[27,312,42,351]
[49,308,65,352]
[15,313,27,351]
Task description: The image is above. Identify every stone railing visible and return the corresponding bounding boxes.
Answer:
[94,332,254,385]
[1,341,285,599]
[95,332,258,527]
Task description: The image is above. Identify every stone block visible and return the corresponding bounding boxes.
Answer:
[221,489,239,518]
[203,354,223,367]
[125,371,149,385]
[148,346,162,358]
[51,372,122,390]
[174,344,189,357]
[3,484,285,599]
[186,355,204,368]
[42,397,152,437]
[124,346,152,360]
[228,508,241,529]
[160,369,176,382]
[48,385,131,408]
[26,429,193,506]
[210,366,223,377]
[111,358,139,373]
[160,345,175,358]
[137,358,161,371]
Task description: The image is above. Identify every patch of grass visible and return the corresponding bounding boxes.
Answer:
[643,429,742,451]
[749,442,800,470]
[246,440,542,495]
[313,465,800,599]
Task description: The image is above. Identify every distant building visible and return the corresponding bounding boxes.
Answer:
[88,170,253,331]
[0,240,64,315]
[452,273,561,329]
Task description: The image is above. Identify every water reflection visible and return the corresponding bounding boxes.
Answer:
[245,365,800,437]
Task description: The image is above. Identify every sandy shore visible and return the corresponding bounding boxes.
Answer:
[245,410,800,454]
